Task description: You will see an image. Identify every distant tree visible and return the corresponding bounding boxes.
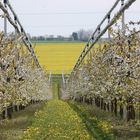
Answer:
[40,36,46,40]
[72,32,78,41]
[49,35,54,39]
[57,35,64,41]
[77,29,93,41]
[31,36,37,41]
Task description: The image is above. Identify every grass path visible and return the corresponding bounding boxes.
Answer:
[0,83,115,140]
[21,84,114,140]
[21,100,95,140]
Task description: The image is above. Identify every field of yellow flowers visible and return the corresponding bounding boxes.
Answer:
[21,100,95,140]
[34,42,85,74]
[34,42,99,74]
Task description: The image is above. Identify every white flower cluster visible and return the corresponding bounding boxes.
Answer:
[0,33,52,113]
[66,26,140,111]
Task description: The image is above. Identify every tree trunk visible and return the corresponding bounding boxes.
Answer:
[7,106,12,119]
[107,103,110,112]
[123,104,127,120]
[100,98,104,109]
[2,110,5,119]
[111,100,114,113]
[119,98,123,119]
[127,97,135,121]
[114,98,117,116]
[103,102,106,111]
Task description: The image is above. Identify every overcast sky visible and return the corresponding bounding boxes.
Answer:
[1,0,140,36]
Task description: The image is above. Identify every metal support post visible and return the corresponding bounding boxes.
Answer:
[14,16,17,41]
[108,14,111,40]
[121,0,125,35]
[98,27,101,47]
[4,0,7,36]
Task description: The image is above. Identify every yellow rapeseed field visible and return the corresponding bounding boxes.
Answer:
[34,42,85,74]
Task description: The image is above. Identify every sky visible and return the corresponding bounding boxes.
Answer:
[1,0,140,36]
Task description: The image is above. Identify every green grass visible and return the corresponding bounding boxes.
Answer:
[69,101,115,140]
[52,83,60,99]
[0,103,44,140]
[51,74,63,99]
[21,100,95,140]
[69,102,140,140]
